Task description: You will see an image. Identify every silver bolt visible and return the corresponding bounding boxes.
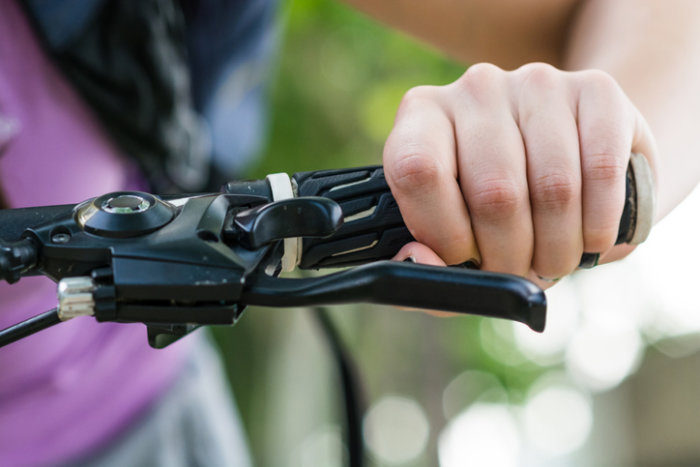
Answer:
[102,194,150,214]
[51,233,71,244]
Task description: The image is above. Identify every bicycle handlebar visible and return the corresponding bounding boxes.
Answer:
[0,154,654,347]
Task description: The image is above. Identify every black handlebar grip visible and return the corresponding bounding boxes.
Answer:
[294,166,412,268]
[294,153,655,270]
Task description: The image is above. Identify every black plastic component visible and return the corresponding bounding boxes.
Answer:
[0,204,75,242]
[75,191,176,238]
[616,164,637,244]
[0,238,39,284]
[578,252,600,269]
[243,261,546,332]
[222,179,274,199]
[229,197,343,249]
[295,165,640,270]
[0,192,274,346]
[294,167,411,268]
[147,323,202,349]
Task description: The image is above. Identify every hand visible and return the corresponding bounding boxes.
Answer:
[384,63,657,288]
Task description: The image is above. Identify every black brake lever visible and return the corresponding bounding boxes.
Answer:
[242,261,546,331]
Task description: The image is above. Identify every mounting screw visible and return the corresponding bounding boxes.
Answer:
[51,233,71,244]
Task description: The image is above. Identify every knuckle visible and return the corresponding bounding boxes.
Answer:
[387,151,442,193]
[531,171,578,210]
[581,69,621,95]
[397,86,439,113]
[470,178,523,220]
[463,62,502,80]
[584,226,617,252]
[584,152,627,183]
[518,62,561,90]
[456,63,504,95]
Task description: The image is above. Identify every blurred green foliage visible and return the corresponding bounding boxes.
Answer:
[215,1,547,465]
[251,0,465,176]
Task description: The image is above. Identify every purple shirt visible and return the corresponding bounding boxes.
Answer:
[0,2,190,465]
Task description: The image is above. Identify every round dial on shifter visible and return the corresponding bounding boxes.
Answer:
[75,192,176,238]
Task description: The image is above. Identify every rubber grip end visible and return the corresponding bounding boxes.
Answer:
[628,152,655,245]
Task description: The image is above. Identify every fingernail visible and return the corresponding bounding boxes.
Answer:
[403,256,416,263]
[537,275,561,283]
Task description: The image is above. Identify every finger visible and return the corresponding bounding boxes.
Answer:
[515,65,583,279]
[392,241,448,266]
[576,70,636,254]
[526,269,560,291]
[450,64,533,276]
[384,86,477,265]
[392,242,455,317]
[599,243,636,265]
[597,111,658,264]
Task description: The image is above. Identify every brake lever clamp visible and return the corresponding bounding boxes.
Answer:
[29,192,268,346]
[0,181,348,347]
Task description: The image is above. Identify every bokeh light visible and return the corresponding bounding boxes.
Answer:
[522,380,593,457]
[565,321,644,392]
[480,318,529,367]
[438,403,521,467]
[573,260,652,334]
[296,425,345,467]
[442,370,508,421]
[363,395,430,465]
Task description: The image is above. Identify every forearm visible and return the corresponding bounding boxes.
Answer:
[341,0,578,67]
[347,0,700,221]
[564,0,700,219]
